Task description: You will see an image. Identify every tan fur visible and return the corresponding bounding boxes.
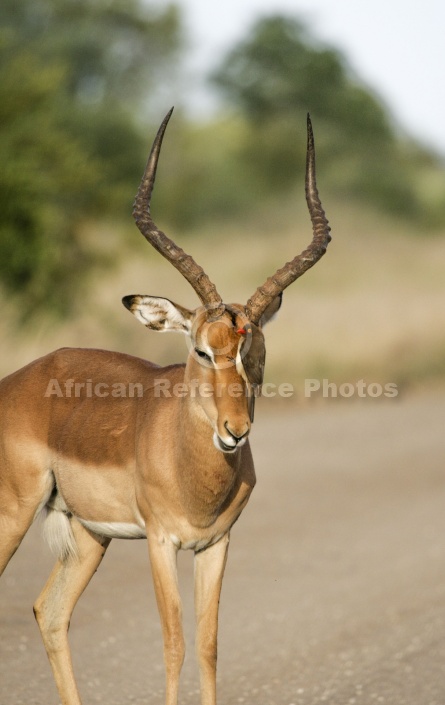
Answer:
[0,111,330,705]
[0,319,256,705]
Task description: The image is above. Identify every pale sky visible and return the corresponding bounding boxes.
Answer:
[171,0,445,155]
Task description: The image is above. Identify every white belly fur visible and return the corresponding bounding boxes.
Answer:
[78,519,147,539]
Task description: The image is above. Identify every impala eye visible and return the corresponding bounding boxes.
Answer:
[195,348,212,363]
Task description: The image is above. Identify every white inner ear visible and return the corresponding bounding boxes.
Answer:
[132,296,192,334]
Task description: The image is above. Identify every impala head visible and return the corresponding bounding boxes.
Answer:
[123,108,331,453]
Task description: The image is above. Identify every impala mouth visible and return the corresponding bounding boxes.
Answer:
[213,432,246,454]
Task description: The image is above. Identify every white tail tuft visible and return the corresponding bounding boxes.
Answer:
[42,508,78,562]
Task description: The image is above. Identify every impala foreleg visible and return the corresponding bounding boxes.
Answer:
[33,518,110,705]
[194,534,230,705]
[0,506,35,576]
[147,531,185,705]
[0,468,52,576]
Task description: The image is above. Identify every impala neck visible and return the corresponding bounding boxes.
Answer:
[173,379,243,526]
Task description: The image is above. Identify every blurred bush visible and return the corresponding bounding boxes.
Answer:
[0,0,181,318]
[208,15,445,227]
[1,7,444,324]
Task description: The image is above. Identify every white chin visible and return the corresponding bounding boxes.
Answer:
[213,432,238,454]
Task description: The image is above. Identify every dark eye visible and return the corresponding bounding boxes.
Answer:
[195,348,212,363]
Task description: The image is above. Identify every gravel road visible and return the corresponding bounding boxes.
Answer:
[1,392,445,705]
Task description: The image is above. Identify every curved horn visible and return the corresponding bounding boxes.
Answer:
[133,108,224,311]
[245,114,331,324]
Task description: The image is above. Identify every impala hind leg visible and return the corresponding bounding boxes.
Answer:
[147,531,185,705]
[194,534,230,705]
[33,518,110,705]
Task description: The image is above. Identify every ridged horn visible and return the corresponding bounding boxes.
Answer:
[133,108,224,312]
[245,114,331,324]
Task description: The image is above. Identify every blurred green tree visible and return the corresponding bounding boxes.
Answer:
[211,15,439,222]
[0,0,181,319]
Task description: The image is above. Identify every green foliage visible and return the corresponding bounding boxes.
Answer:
[151,116,263,230]
[211,15,445,225]
[2,7,444,325]
[0,0,181,319]
[212,16,392,139]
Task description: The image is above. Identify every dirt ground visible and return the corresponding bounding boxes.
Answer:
[1,391,445,705]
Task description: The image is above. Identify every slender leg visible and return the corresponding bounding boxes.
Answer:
[0,509,35,576]
[194,533,230,705]
[147,531,185,705]
[33,518,110,705]
[0,473,49,576]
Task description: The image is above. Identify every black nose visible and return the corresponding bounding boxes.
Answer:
[224,421,249,443]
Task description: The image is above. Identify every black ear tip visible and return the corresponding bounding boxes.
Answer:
[122,295,134,311]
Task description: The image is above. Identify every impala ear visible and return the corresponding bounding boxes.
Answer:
[122,295,193,334]
[259,293,282,327]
